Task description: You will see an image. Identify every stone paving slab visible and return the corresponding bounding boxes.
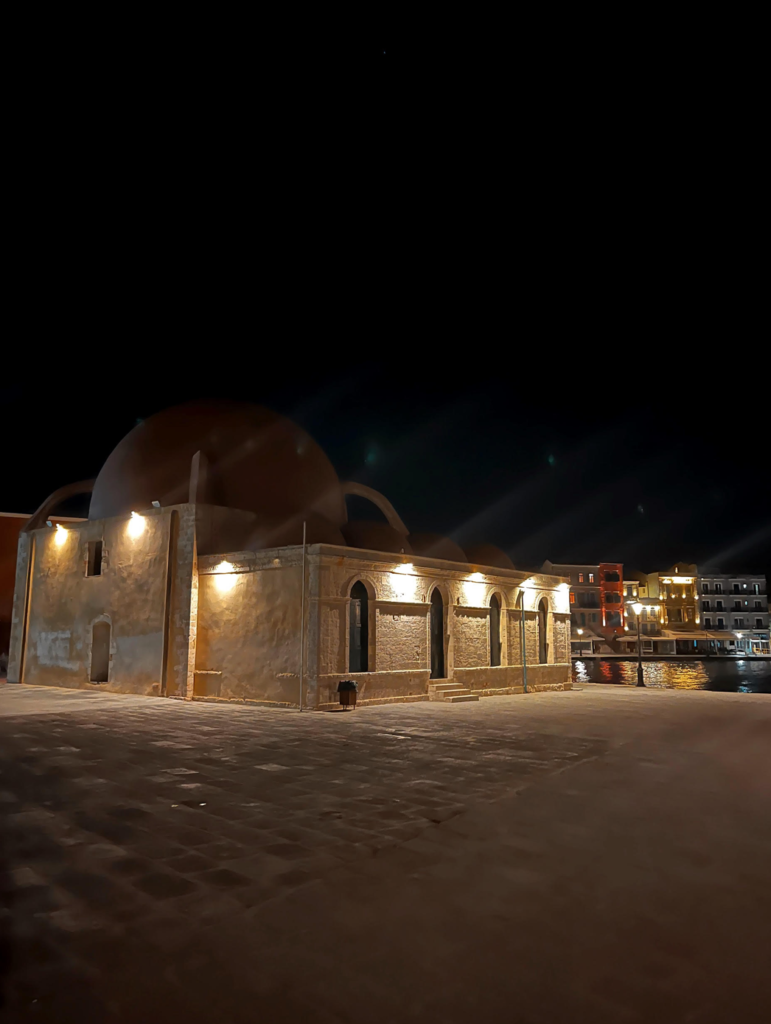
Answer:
[1,682,770,1022]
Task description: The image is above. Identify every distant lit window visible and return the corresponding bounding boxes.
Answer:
[588,573,595,583]
[569,592,575,604]
[578,573,584,583]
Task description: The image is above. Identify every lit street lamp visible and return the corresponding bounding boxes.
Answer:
[631,601,645,687]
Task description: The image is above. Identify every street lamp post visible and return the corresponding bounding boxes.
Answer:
[632,601,645,687]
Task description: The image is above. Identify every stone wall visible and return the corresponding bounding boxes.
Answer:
[195,550,303,706]
[375,602,428,672]
[11,510,175,694]
[452,606,489,669]
[8,526,572,708]
[317,669,430,707]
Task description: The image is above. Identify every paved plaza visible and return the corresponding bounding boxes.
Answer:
[1,683,770,1023]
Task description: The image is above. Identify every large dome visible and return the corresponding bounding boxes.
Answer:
[89,400,347,526]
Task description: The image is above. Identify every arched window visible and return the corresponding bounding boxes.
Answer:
[430,589,445,679]
[538,599,548,664]
[90,621,111,683]
[349,582,369,673]
[490,594,501,667]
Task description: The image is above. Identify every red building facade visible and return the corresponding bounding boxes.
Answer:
[598,562,624,636]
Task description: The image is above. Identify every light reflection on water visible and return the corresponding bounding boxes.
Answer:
[572,659,771,693]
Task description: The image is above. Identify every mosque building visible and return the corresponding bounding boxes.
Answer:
[7,402,571,708]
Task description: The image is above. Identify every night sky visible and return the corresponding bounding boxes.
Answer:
[4,356,769,579]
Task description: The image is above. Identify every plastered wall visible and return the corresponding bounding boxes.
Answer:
[14,512,172,694]
[195,551,303,705]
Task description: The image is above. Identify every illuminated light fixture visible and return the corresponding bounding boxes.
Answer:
[632,602,644,616]
[46,520,53,528]
[391,563,418,601]
[54,523,68,546]
[213,560,237,593]
[468,571,485,582]
[577,628,583,635]
[152,500,161,508]
[127,511,145,538]
[624,625,629,631]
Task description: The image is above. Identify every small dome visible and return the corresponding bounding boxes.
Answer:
[464,544,515,570]
[89,400,346,527]
[409,533,468,564]
[342,521,412,555]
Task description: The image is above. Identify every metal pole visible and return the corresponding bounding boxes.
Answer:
[636,610,645,686]
[521,595,528,693]
[299,521,306,711]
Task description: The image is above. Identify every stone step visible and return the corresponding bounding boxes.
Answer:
[428,682,466,692]
[443,693,479,703]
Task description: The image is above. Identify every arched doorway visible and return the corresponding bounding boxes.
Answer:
[90,621,111,682]
[538,599,548,664]
[490,594,501,667]
[430,589,445,679]
[349,581,369,673]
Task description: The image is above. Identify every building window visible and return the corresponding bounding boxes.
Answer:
[702,601,709,611]
[704,617,712,628]
[734,618,744,628]
[349,581,369,673]
[702,583,709,593]
[733,601,742,611]
[588,573,595,583]
[580,612,586,626]
[717,618,724,628]
[604,571,620,582]
[86,540,103,577]
[569,592,575,604]
[733,583,740,593]
[716,601,723,611]
[578,573,584,583]
[591,613,598,624]
[605,593,621,604]
[489,594,501,668]
[715,583,723,594]
[607,611,621,627]
[669,608,683,623]
[756,619,764,629]
[538,599,549,664]
[752,584,760,594]
[754,601,762,610]
[430,589,445,679]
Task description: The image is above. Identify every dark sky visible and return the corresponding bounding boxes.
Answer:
[3,355,769,579]
[3,34,766,579]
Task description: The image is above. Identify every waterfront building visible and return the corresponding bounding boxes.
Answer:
[542,561,625,640]
[7,402,572,707]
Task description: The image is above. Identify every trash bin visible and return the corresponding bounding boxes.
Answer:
[337,679,358,708]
